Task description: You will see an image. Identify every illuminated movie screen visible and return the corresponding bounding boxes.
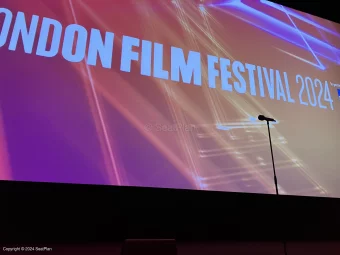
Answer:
[0,0,339,198]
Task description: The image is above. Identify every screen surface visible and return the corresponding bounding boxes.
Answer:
[0,0,339,198]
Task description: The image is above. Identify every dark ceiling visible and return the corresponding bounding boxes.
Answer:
[272,0,339,24]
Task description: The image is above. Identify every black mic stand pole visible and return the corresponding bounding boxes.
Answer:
[265,120,288,255]
[266,120,279,196]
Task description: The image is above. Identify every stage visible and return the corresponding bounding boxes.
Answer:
[1,181,340,244]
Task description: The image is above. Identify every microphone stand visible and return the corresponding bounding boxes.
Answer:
[265,120,288,255]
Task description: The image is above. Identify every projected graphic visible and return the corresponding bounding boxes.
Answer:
[0,0,339,198]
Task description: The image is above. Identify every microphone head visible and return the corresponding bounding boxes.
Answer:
[258,115,265,121]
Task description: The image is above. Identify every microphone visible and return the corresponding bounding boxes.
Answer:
[258,115,276,122]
